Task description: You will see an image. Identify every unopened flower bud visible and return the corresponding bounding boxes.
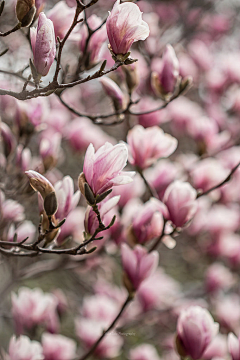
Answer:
[25,170,55,200]
[16,0,36,27]
[78,172,86,196]
[44,192,58,216]
[99,77,125,111]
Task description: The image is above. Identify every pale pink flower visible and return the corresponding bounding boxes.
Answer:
[135,97,168,128]
[205,263,235,293]
[55,207,85,245]
[214,295,240,333]
[75,318,123,358]
[163,181,197,228]
[100,77,125,110]
[1,198,25,222]
[79,15,107,65]
[121,243,159,291]
[30,13,56,76]
[7,221,36,243]
[16,145,31,172]
[228,333,240,360]
[83,142,134,196]
[42,333,76,360]
[81,294,119,323]
[106,0,149,55]
[8,335,43,360]
[202,334,228,360]
[145,160,180,200]
[85,196,120,236]
[129,344,161,360]
[132,198,166,244]
[137,268,180,312]
[11,287,59,334]
[188,39,213,71]
[177,306,219,360]
[151,44,179,96]
[54,176,80,220]
[127,125,177,169]
[67,117,115,153]
[48,1,75,39]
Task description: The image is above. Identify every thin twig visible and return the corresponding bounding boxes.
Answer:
[79,295,132,360]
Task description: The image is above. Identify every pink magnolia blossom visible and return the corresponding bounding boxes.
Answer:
[176,306,219,360]
[135,97,168,128]
[81,294,119,323]
[145,160,180,200]
[163,181,197,228]
[42,333,77,360]
[75,318,123,358]
[1,197,25,222]
[11,287,59,334]
[205,262,236,293]
[8,335,43,360]
[79,14,107,65]
[214,295,240,333]
[16,145,31,172]
[30,13,56,77]
[137,268,180,312]
[7,221,36,243]
[129,344,161,360]
[202,334,228,360]
[40,133,62,171]
[67,117,115,153]
[228,333,240,360]
[106,0,149,55]
[100,77,125,111]
[131,198,167,244]
[127,125,178,169]
[55,207,85,245]
[54,176,80,220]
[48,1,75,39]
[83,142,134,196]
[85,196,120,236]
[121,243,159,291]
[151,44,180,96]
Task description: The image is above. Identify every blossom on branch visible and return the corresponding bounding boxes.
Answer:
[176,306,219,360]
[30,13,56,77]
[127,125,178,169]
[80,142,135,197]
[106,0,150,57]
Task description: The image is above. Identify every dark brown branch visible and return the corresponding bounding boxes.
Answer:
[0,22,21,37]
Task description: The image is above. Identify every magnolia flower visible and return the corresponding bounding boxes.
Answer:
[176,306,219,360]
[163,181,197,228]
[151,44,180,97]
[228,333,240,360]
[30,13,56,76]
[42,333,77,360]
[80,142,135,197]
[8,335,43,360]
[121,244,159,292]
[106,0,149,56]
[100,77,125,111]
[127,125,178,169]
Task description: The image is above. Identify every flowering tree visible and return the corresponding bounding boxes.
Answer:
[0,0,240,359]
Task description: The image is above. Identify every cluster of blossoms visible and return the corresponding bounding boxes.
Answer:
[0,0,240,359]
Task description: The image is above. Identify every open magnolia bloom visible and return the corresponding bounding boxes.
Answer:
[106,0,150,56]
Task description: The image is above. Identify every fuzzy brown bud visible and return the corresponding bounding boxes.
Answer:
[44,191,58,216]
[16,0,36,27]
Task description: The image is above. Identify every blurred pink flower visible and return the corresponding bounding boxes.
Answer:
[7,221,36,243]
[106,0,149,55]
[163,181,197,228]
[54,175,80,220]
[129,344,161,360]
[83,142,134,196]
[75,318,123,358]
[100,77,125,111]
[151,44,180,96]
[127,125,177,169]
[30,13,56,77]
[42,333,76,360]
[205,262,235,294]
[177,306,219,360]
[228,333,240,360]
[79,14,107,65]
[202,334,228,360]
[11,287,59,334]
[131,198,166,244]
[8,335,43,360]
[121,243,159,291]
[48,1,75,39]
